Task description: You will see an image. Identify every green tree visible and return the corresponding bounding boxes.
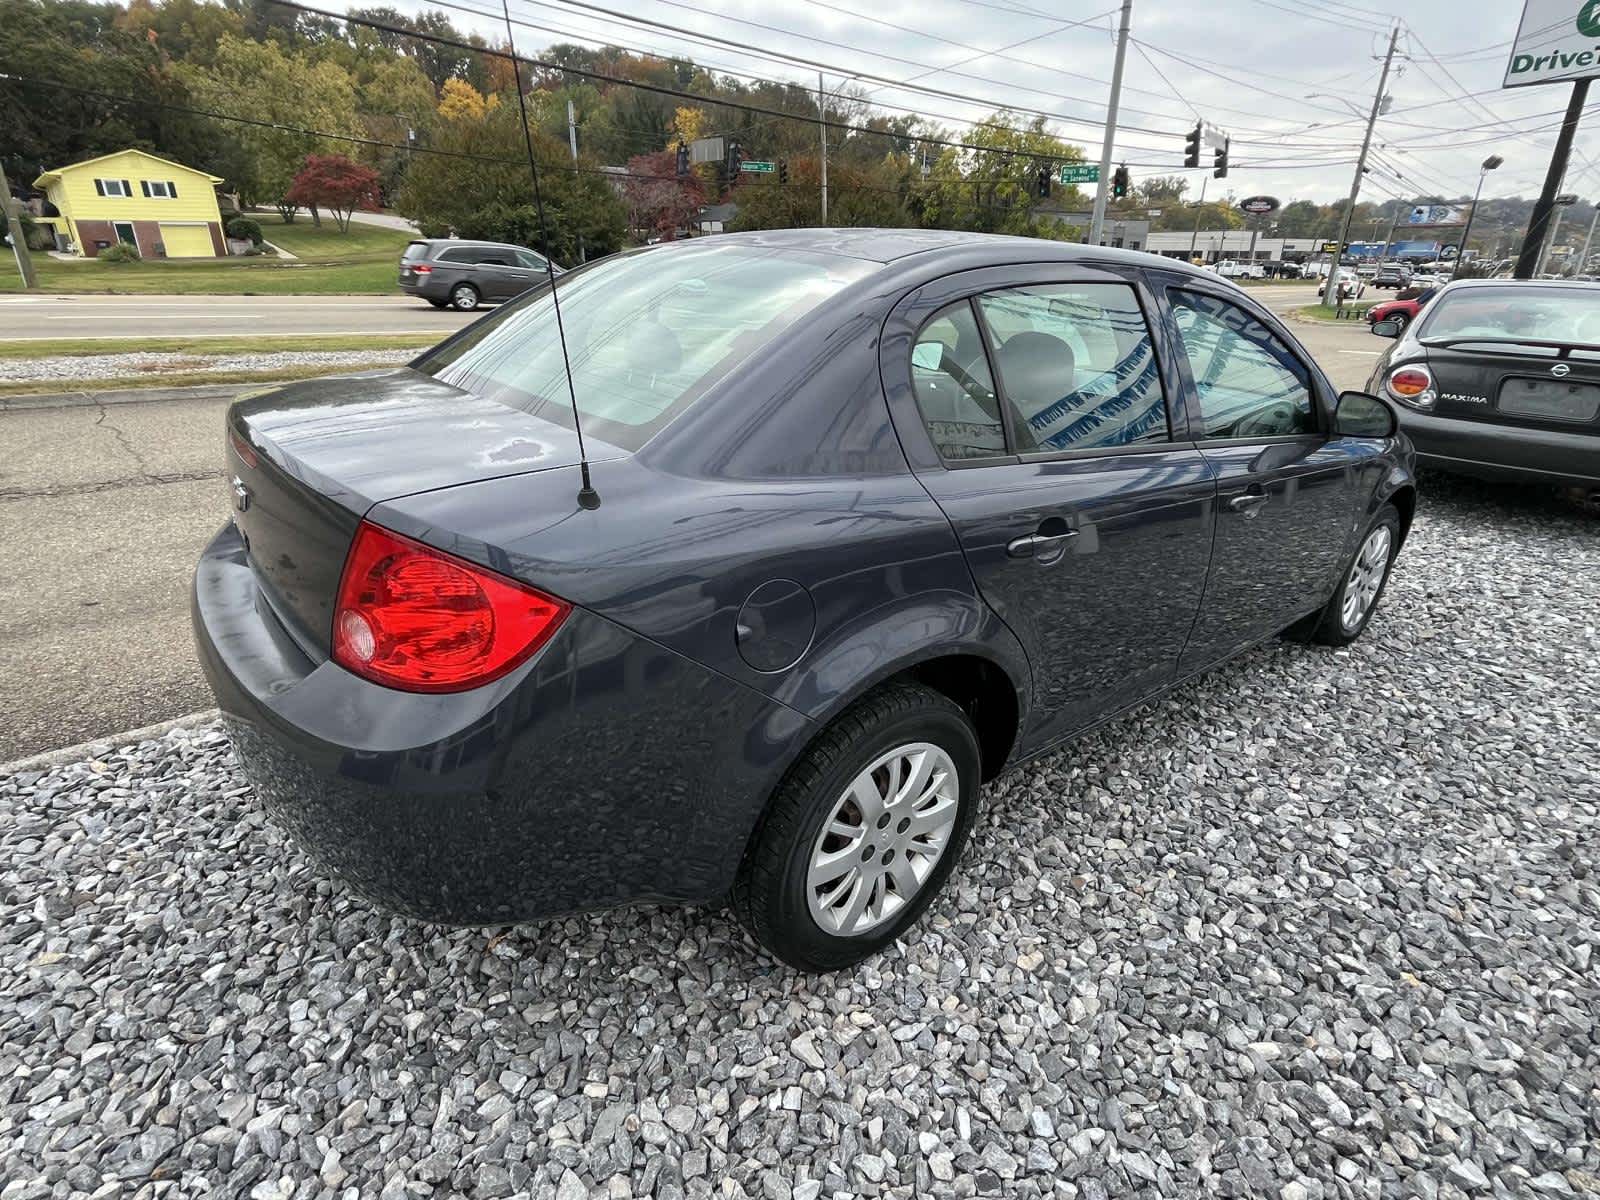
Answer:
[730,156,910,231]
[916,112,1084,238]
[396,101,624,262]
[178,34,362,214]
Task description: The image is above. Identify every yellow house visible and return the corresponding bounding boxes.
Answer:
[33,149,227,259]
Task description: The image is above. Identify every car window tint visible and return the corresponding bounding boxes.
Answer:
[1169,290,1316,439]
[976,283,1168,452]
[438,247,480,264]
[416,244,874,452]
[910,300,1005,461]
[515,249,547,270]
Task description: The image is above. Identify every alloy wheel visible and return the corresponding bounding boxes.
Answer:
[452,284,479,310]
[806,742,959,936]
[1342,525,1392,630]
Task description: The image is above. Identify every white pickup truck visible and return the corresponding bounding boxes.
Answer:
[1211,259,1266,280]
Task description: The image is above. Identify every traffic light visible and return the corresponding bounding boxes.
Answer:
[1037,167,1050,199]
[778,159,788,184]
[726,140,742,177]
[675,141,689,179]
[1111,164,1130,199]
[1183,124,1201,169]
[1213,138,1229,179]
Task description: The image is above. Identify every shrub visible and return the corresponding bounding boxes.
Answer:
[417,221,452,239]
[97,242,141,263]
[226,216,264,246]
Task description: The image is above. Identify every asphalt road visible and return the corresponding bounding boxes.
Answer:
[0,294,476,340]
[0,314,1379,762]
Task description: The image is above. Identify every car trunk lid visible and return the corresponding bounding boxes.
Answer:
[1421,338,1600,434]
[225,367,619,656]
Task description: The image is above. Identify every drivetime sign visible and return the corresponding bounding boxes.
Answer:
[1505,0,1600,87]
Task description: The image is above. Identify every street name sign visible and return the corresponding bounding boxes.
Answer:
[1504,0,1600,87]
[1059,164,1099,184]
[740,160,776,174]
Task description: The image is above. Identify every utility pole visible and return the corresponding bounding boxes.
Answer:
[0,162,38,290]
[1383,202,1403,259]
[818,71,829,225]
[1517,79,1588,279]
[1539,204,1566,276]
[1188,174,1208,261]
[1323,23,1400,307]
[1580,202,1600,275]
[1088,0,1133,247]
[565,100,586,263]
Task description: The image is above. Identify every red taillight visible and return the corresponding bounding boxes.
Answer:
[331,521,569,693]
[230,428,258,469]
[1385,365,1435,410]
[410,263,432,274]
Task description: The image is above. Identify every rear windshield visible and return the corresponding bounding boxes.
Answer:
[401,241,430,262]
[1419,285,1600,346]
[413,243,874,451]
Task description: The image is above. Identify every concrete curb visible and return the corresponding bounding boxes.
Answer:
[0,382,261,412]
[0,709,222,776]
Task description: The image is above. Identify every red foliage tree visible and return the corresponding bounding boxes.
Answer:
[285,154,382,233]
[620,149,706,242]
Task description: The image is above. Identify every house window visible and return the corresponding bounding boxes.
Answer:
[143,180,178,199]
[95,179,131,198]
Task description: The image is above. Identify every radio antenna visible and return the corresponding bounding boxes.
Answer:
[500,0,600,510]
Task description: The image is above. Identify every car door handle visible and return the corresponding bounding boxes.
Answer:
[1228,493,1270,515]
[1006,530,1079,558]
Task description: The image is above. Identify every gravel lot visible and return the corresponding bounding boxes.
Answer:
[4,350,416,384]
[2,477,1596,1200]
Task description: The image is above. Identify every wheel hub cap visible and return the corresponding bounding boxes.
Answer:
[806,743,960,936]
[1342,525,1392,630]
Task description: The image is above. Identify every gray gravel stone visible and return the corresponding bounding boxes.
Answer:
[0,480,1596,1199]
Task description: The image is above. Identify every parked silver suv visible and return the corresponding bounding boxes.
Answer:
[398,239,562,310]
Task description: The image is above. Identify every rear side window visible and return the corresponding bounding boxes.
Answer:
[910,301,1005,460]
[1169,290,1316,439]
[977,283,1168,452]
[438,247,483,264]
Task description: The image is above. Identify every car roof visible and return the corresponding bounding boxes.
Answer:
[1438,276,1600,291]
[663,226,1220,281]
[418,239,531,252]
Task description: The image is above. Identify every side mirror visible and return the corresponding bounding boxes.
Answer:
[1334,390,1398,439]
[1370,318,1402,338]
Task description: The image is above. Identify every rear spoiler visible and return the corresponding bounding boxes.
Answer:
[1419,336,1598,356]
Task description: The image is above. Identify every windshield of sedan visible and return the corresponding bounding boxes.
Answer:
[1417,285,1600,347]
[414,244,874,451]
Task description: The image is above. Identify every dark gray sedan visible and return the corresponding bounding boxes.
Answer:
[196,230,1416,970]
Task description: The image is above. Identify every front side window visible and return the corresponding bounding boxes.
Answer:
[1169,290,1316,439]
[977,283,1168,452]
[910,300,1005,460]
[417,244,873,452]
[515,249,548,271]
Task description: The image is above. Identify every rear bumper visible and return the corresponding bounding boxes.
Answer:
[192,523,811,923]
[1395,408,1600,489]
[397,274,446,300]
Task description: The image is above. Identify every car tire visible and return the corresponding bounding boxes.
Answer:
[733,682,981,972]
[1293,503,1402,647]
[450,283,481,311]
[427,298,449,309]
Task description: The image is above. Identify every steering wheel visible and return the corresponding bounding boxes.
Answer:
[1234,401,1297,438]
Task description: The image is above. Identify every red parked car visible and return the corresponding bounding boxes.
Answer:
[1366,287,1438,334]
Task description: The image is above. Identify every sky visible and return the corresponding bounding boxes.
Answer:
[405,0,1598,207]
